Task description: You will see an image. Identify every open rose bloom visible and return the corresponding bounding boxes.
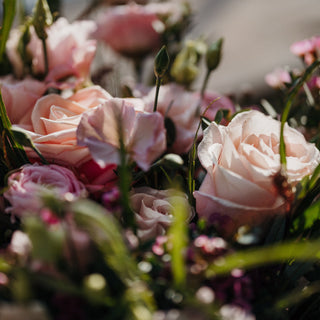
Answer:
[130,187,194,242]
[13,86,112,167]
[77,97,166,171]
[194,110,320,234]
[4,164,87,217]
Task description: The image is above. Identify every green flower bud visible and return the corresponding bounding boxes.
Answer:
[32,0,53,40]
[206,37,223,72]
[171,40,206,85]
[154,45,170,78]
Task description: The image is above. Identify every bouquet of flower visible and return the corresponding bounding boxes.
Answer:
[0,0,320,319]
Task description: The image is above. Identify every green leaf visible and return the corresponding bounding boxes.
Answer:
[72,199,138,280]
[292,200,320,234]
[24,216,65,263]
[11,128,48,164]
[167,190,188,289]
[0,0,16,62]
[206,239,320,277]
[72,200,155,319]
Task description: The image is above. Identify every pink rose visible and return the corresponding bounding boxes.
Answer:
[77,98,166,171]
[194,110,320,234]
[93,3,164,57]
[130,187,194,242]
[4,163,87,217]
[0,76,47,129]
[143,84,234,154]
[7,18,97,86]
[14,85,112,167]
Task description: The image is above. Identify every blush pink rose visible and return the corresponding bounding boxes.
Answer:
[92,3,164,57]
[0,76,47,128]
[130,187,194,242]
[7,18,97,86]
[194,110,320,234]
[14,85,112,167]
[4,163,87,217]
[143,83,234,154]
[77,98,166,171]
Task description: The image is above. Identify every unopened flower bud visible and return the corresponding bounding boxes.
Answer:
[171,40,206,85]
[206,38,223,71]
[33,0,53,40]
[154,45,170,78]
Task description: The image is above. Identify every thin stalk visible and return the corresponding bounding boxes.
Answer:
[200,69,211,99]
[41,38,49,77]
[153,76,161,112]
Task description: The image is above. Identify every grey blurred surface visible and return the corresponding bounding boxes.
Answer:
[23,0,320,97]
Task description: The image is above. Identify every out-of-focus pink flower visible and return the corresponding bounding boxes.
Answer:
[197,90,235,123]
[290,36,320,65]
[7,18,97,87]
[264,68,292,89]
[4,163,87,217]
[130,187,194,242]
[0,76,47,129]
[14,85,112,167]
[143,83,234,154]
[92,3,164,57]
[77,98,166,171]
[194,110,320,235]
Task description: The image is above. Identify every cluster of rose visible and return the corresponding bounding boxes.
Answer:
[0,0,320,319]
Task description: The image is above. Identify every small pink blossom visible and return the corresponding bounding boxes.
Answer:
[290,36,320,65]
[265,68,292,89]
[92,3,163,57]
[4,163,87,217]
[77,98,166,171]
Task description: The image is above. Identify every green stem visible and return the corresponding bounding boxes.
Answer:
[153,76,161,112]
[41,38,49,77]
[200,69,211,100]
[118,123,135,232]
[280,60,320,169]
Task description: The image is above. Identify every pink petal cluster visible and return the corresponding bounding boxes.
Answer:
[92,3,163,57]
[14,86,112,167]
[0,76,47,128]
[7,18,97,86]
[194,110,320,234]
[264,68,292,89]
[77,98,166,171]
[143,83,234,154]
[130,187,194,242]
[290,36,320,65]
[4,163,87,217]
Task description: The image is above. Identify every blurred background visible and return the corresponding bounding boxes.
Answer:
[11,0,320,101]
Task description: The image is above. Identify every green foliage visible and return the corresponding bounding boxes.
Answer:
[167,191,188,290]
[0,0,16,63]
